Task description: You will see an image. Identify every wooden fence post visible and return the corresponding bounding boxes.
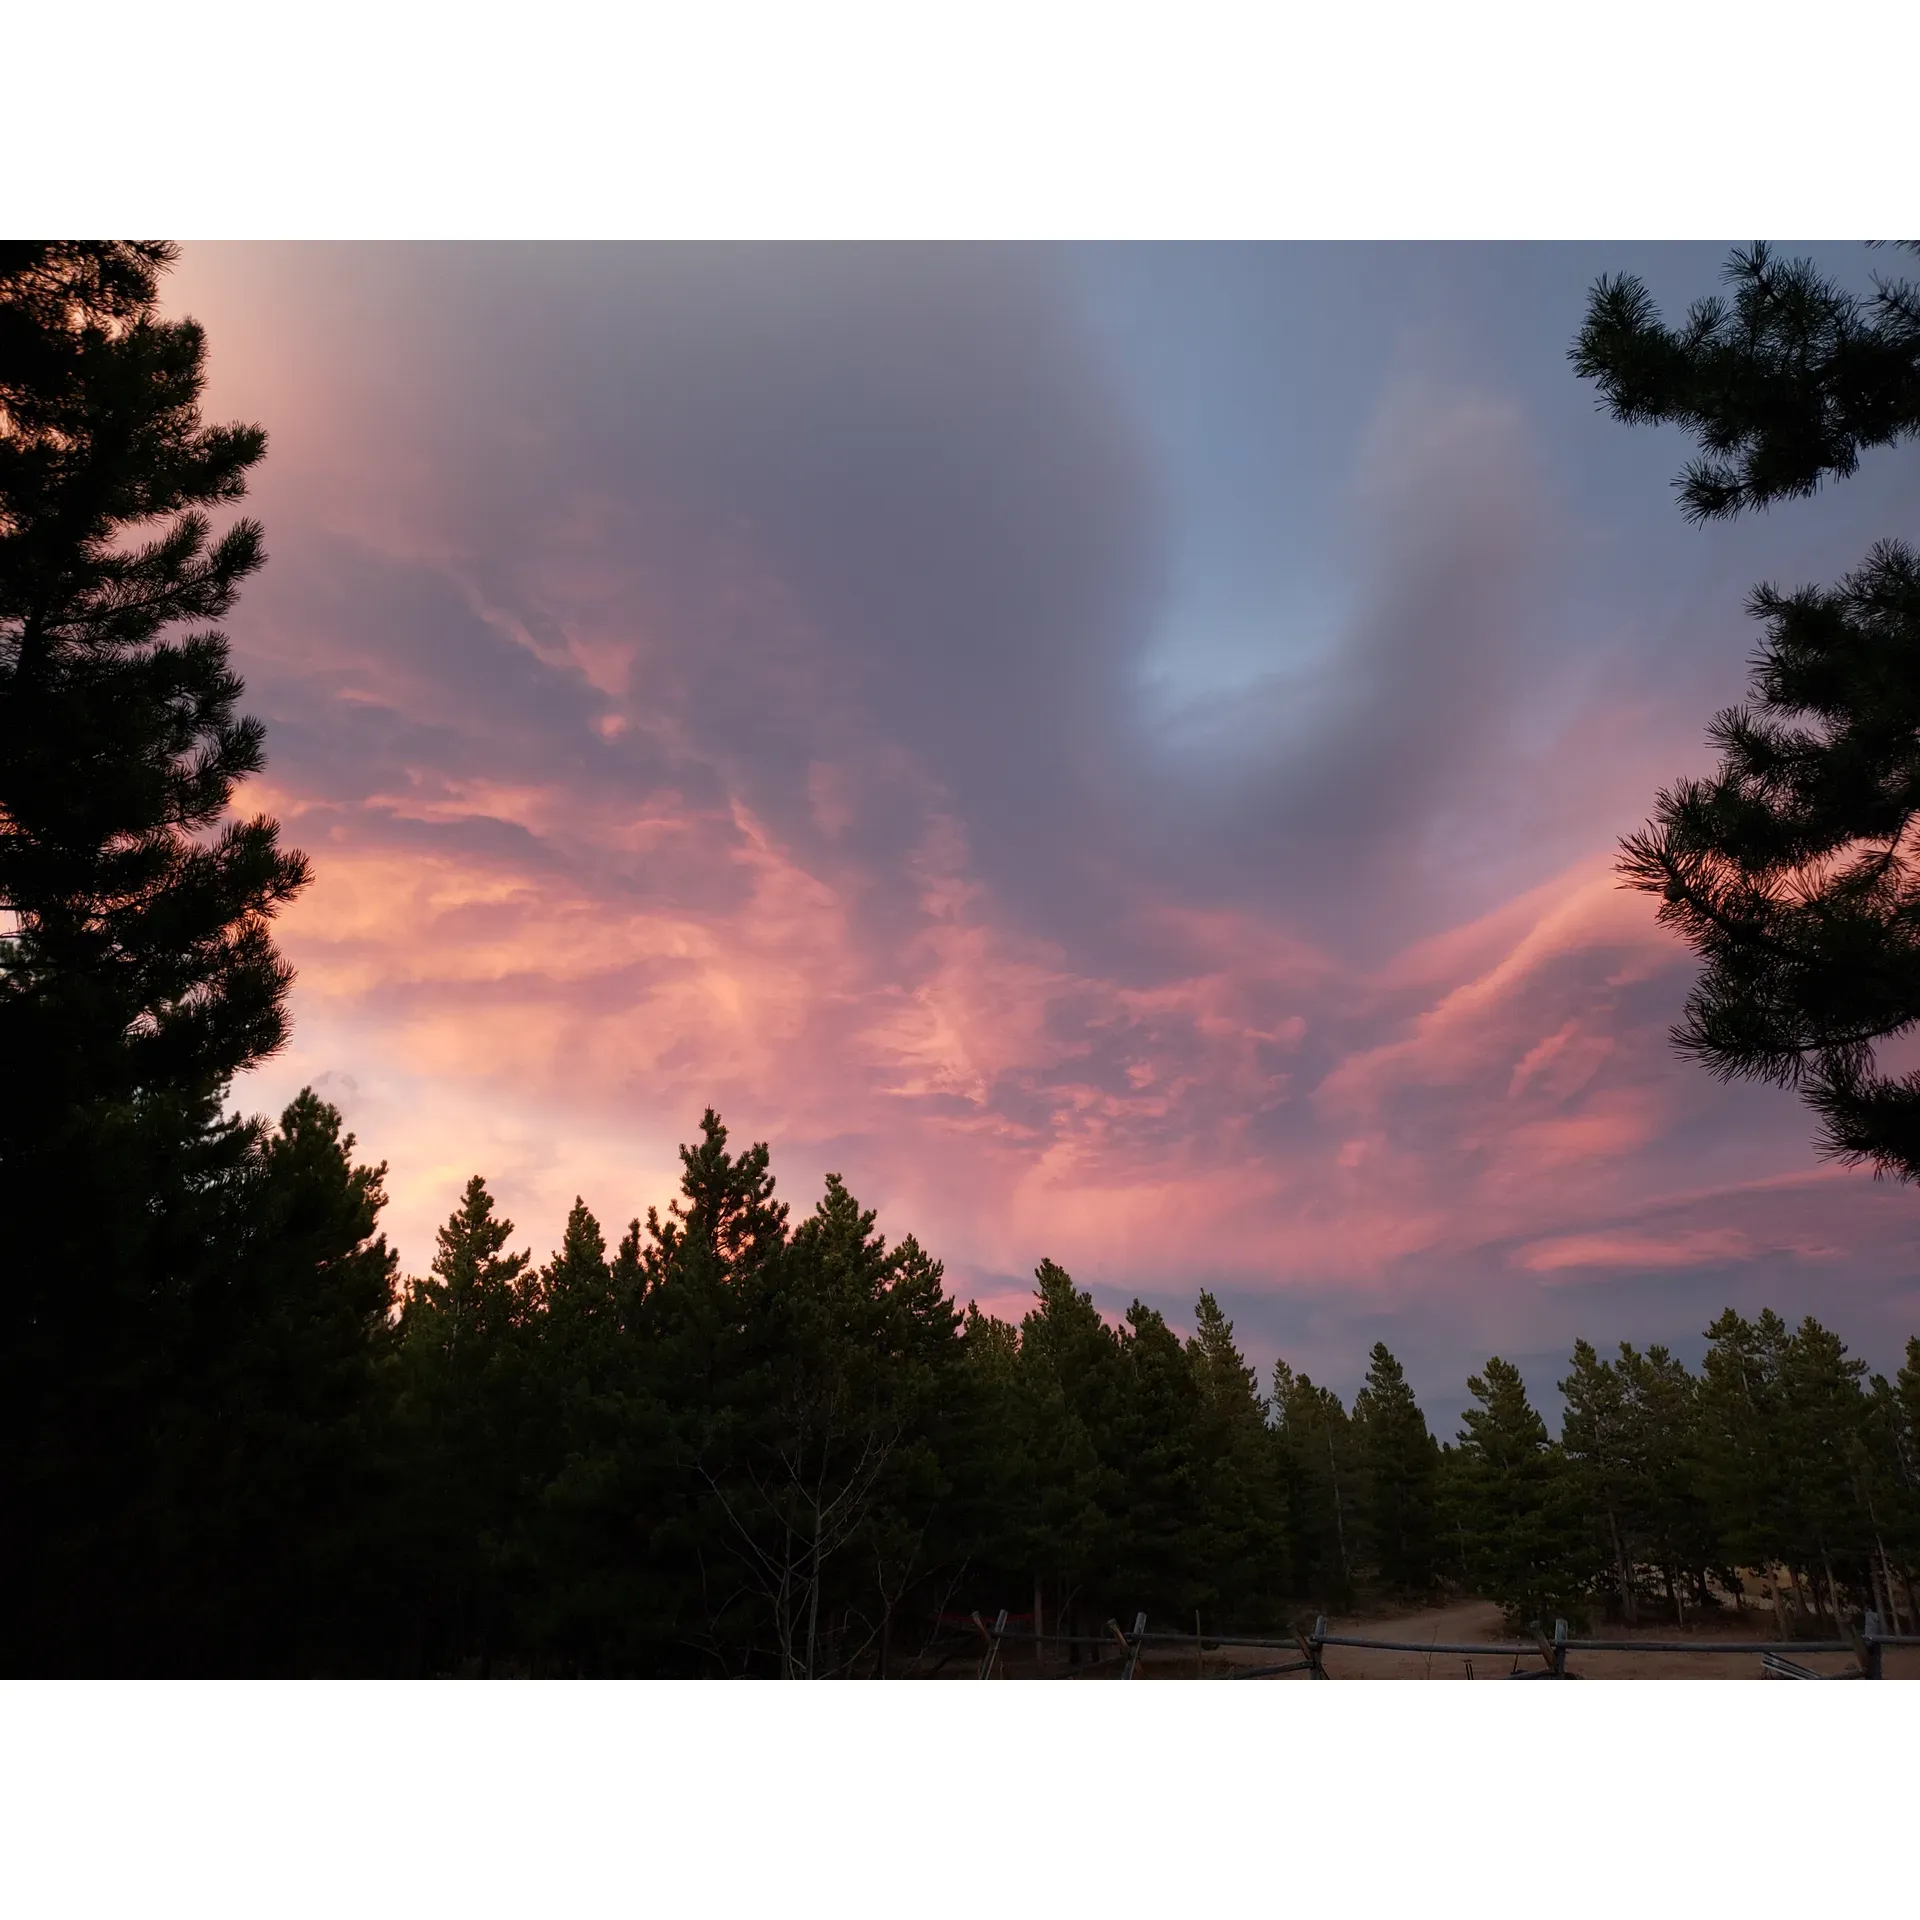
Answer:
[1862,1610,1885,1680]
[972,1608,1008,1679]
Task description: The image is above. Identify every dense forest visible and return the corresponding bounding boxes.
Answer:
[4,242,1920,1676]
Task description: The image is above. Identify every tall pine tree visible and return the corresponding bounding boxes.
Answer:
[1,242,321,1670]
[1352,1341,1441,1597]
[1452,1357,1592,1629]
[1186,1292,1289,1624]
[1576,245,1920,1177]
[395,1178,535,1673]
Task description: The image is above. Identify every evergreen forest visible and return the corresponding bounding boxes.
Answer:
[5,242,1920,1676]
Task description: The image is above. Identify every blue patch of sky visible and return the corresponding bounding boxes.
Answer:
[1066,240,1916,747]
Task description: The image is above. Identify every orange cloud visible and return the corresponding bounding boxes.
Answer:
[1516,1228,1755,1274]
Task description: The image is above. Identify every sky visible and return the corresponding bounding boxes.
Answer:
[165,241,1920,1430]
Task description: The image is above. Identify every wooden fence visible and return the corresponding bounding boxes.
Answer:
[934,1608,1920,1679]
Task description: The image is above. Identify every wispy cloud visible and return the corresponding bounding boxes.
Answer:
[169,242,1920,1402]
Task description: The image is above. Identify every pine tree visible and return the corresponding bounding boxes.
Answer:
[638,1108,789,1298]
[1870,1340,1920,1626]
[1697,1309,1806,1626]
[694,1171,961,1676]
[396,1177,534,1673]
[1560,1340,1642,1621]
[950,1299,1074,1654]
[0,243,308,1120]
[610,1215,646,1321]
[538,1196,613,1332]
[1,243,319,1670]
[1775,1316,1872,1624]
[1185,1292,1289,1623]
[1452,1357,1593,1629]
[1352,1341,1441,1597]
[1108,1300,1207,1621]
[1271,1360,1361,1610]
[1014,1260,1126,1646]
[404,1175,532,1354]
[175,1090,401,1672]
[1576,245,1920,1177]
[1616,1342,1719,1621]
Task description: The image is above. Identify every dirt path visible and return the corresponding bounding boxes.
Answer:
[1177,1598,1916,1680]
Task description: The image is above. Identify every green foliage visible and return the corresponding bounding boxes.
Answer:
[1573,242,1920,522]
[1353,1342,1442,1595]
[0,241,308,1123]
[1560,1338,1719,1623]
[1451,1357,1594,1629]
[1578,245,1920,1179]
[690,1172,965,1676]
[1618,546,1920,1177]
[393,1177,537,1674]
[1688,1308,1903,1631]
[1271,1359,1362,1610]
[1186,1294,1290,1616]
[0,243,360,1674]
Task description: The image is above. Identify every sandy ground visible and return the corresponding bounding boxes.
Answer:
[945,1598,1919,1678]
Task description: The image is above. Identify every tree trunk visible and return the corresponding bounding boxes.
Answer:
[1820,1549,1844,1633]
[1791,1563,1817,1630]
[804,1519,823,1680]
[1033,1573,1045,1677]
[1878,1541,1905,1634]
[1768,1572,1788,1641]
[1326,1425,1351,1591]
[1607,1511,1635,1625]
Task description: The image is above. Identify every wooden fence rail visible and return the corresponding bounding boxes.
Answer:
[947,1607,1918,1678]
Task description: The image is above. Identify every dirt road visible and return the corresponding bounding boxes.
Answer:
[1178,1598,1917,1679]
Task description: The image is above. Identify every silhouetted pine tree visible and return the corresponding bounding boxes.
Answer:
[1615,1342,1719,1622]
[1186,1292,1289,1624]
[538,1197,613,1329]
[1016,1259,1127,1642]
[1271,1360,1361,1610]
[694,1173,963,1676]
[1876,1341,1920,1626]
[1109,1300,1206,1622]
[396,1177,534,1673]
[180,1091,402,1672]
[1576,245,1920,1178]
[1,242,333,1671]
[1352,1341,1441,1597]
[1560,1340,1642,1621]
[1776,1316,1873,1625]
[1452,1357,1593,1629]
[1574,242,1920,523]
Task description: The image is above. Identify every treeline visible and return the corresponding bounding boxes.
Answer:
[18,1078,1920,1674]
[378,1122,1920,1669]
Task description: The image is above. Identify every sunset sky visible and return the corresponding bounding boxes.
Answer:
[167,242,1920,1425]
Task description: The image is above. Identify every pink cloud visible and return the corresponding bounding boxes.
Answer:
[170,245,1918,1389]
[1516,1228,1757,1274]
